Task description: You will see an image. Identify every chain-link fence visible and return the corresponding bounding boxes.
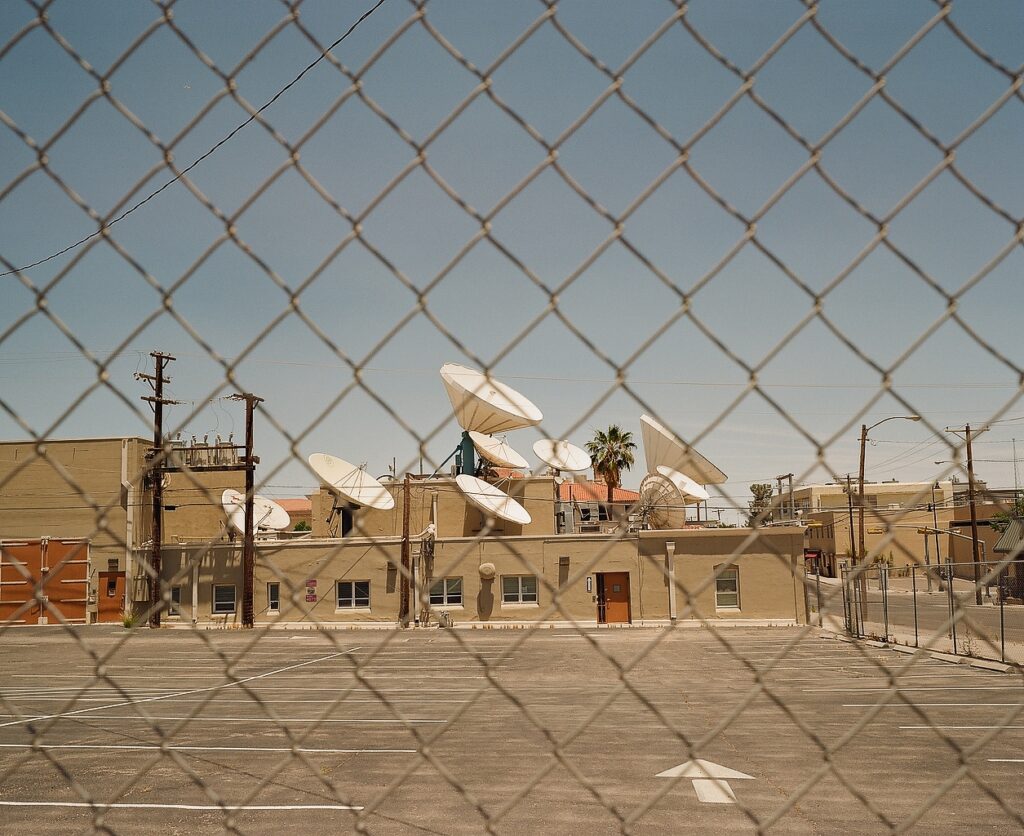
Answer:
[2,0,1024,831]
[837,561,1024,664]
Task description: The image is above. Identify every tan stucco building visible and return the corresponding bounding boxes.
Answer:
[2,436,807,628]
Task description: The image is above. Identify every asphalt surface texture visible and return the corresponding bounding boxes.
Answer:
[1,625,1023,834]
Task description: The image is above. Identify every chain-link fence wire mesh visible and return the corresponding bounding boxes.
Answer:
[2,0,1024,830]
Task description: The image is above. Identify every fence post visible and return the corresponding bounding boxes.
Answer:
[843,569,851,635]
[881,565,889,643]
[816,566,822,628]
[946,561,957,655]
[912,566,918,649]
[1000,564,1005,664]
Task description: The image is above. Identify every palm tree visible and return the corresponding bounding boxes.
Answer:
[585,425,637,503]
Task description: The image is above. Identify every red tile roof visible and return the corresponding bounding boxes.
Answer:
[275,498,312,513]
[558,480,639,503]
[491,467,525,480]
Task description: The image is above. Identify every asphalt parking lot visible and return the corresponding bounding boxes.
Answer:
[1,625,1022,834]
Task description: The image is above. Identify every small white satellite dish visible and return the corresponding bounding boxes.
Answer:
[308,453,395,511]
[455,473,532,526]
[221,489,291,532]
[638,473,687,530]
[440,363,543,434]
[468,431,529,470]
[655,466,711,503]
[639,415,727,485]
[533,439,591,473]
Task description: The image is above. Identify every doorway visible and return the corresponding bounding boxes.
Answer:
[97,571,126,623]
[596,572,631,624]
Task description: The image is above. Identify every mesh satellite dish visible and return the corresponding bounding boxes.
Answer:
[468,431,528,470]
[222,489,291,533]
[656,466,711,503]
[440,363,543,434]
[533,439,591,473]
[455,474,532,526]
[638,472,687,530]
[639,415,727,485]
[308,454,395,511]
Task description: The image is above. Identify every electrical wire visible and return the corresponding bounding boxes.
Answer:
[0,0,387,278]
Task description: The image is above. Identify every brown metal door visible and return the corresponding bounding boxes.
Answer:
[599,572,631,624]
[0,542,39,625]
[97,572,126,623]
[40,540,89,624]
[0,539,89,625]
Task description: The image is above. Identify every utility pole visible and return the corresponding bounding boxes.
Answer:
[138,352,177,628]
[787,474,794,522]
[775,475,784,522]
[947,425,984,606]
[229,393,262,628]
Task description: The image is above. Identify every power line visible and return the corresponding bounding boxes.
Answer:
[0,0,387,278]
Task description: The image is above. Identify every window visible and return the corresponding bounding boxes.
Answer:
[267,582,280,613]
[429,577,462,606]
[337,580,370,609]
[502,575,538,604]
[213,584,235,614]
[715,566,739,609]
[169,586,181,616]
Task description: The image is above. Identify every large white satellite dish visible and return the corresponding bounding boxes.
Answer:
[308,453,395,511]
[533,438,591,473]
[638,473,687,530]
[222,489,291,533]
[455,474,532,526]
[468,431,529,470]
[656,466,711,503]
[440,363,543,434]
[639,415,727,485]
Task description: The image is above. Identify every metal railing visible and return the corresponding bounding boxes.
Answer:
[837,561,1024,663]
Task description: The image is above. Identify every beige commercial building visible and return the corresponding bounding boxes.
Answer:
[156,527,807,628]
[2,436,807,628]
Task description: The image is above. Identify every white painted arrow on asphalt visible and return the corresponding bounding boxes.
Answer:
[656,759,755,804]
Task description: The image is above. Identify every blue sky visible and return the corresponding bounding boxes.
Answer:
[1,0,1022,522]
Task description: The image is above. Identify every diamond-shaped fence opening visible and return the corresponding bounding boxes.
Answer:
[1,0,1023,832]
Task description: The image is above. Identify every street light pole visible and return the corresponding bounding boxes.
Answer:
[858,415,921,572]
[857,415,921,622]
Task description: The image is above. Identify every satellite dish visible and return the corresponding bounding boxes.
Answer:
[656,466,711,503]
[221,489,291,532]
[638,473,687,530]
[455,474,532,526]
[440,363,543,434]
[533,439,591,473]
[639,415,727,485]
[308,453,395,511]
[468,431,528,470]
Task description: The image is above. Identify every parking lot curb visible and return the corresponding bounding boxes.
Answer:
[930,652,967,664]
[968,658,1012,673]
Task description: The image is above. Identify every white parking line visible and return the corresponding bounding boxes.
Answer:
[0,647,362,730]
[901,725,1024,730]
[805,686,1022,693]
[844,703,1021,708]
[0,714,443,724]
[0,801,363,811]
[0,743,413,754]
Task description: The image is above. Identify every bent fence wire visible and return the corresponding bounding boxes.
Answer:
[2,0,1024,832]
